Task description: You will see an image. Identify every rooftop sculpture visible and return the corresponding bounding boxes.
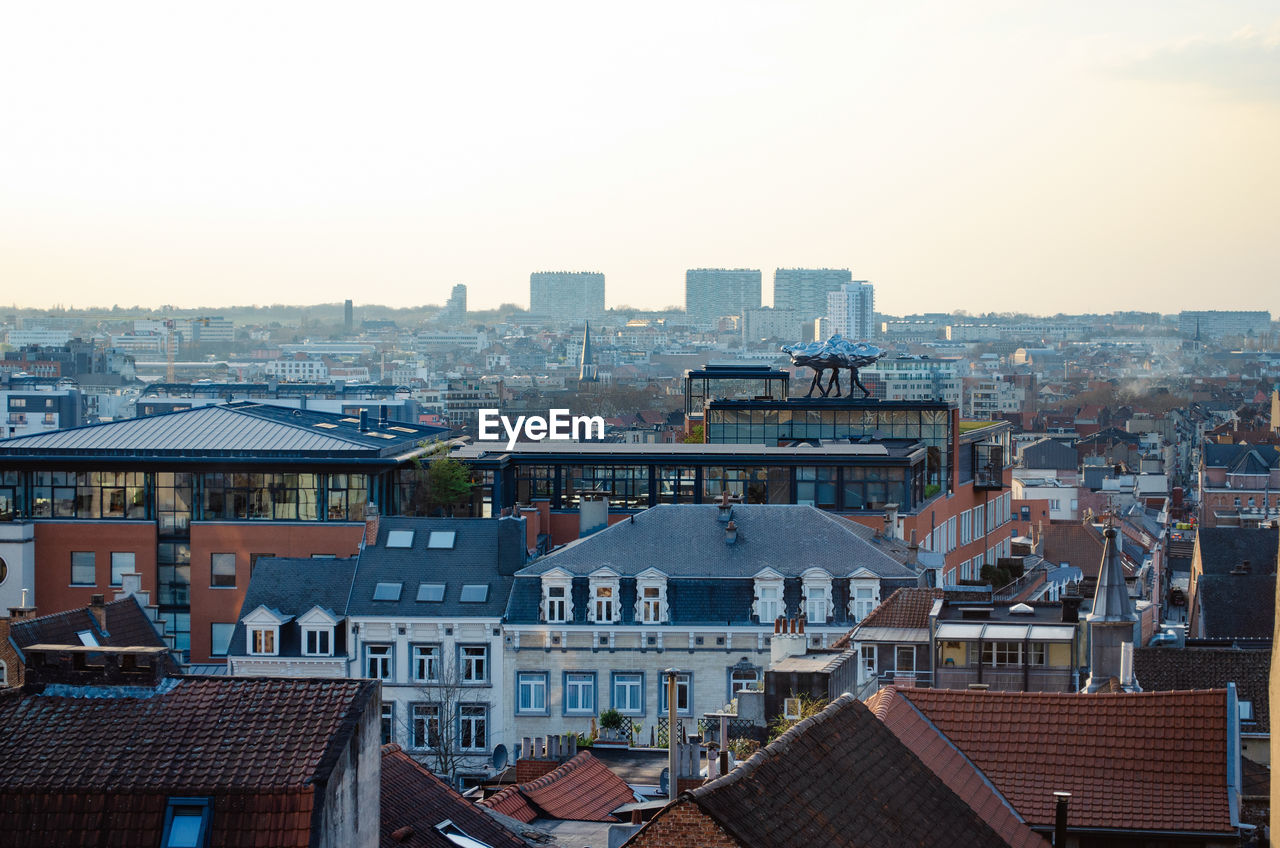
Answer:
[781,335,885,398]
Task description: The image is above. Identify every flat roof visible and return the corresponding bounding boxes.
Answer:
[454,440,925,462]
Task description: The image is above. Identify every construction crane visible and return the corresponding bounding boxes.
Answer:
[163,318,212,383]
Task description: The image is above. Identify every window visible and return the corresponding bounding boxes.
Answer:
[640,586,663,622]
[517,672,547,714]
[754,578,782,623]
[851,582,878,621]
[460,645,488,683]
[210,552,236,588]
[381,703,395,745]
[783,697,801,720]
[436,819,494,848]
[373,582,403,601]
[210,623,234,657]
[565,672,596,715]
[110,552,135,587]
[659,672,691,716]
[860,645,877,681]
[70,551,95,586]
[894,646,916,674]
[1240,700,1255,721]
[386,529,415,548]
[411,703,441,749]
[612,672,644,714]
[981,641,1024,667]
[77,629,99,646]
[459,584,489,603]
[365,644,393,679]
[594,584,614,622]
[248,552,274,575]
[730,666,761,695]
[544,584,568,622]
[162,797,212,848]
[303,628,332,656]
[459,705,487,751]
[250,627,276,655]
[417,583,446,602]
[428,531,456,549]
[803,574,831,624]
[413,645,440,682]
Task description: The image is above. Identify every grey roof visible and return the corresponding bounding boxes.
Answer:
[346,516,527,619]
[516,504,917,579]
[1203,443,1279,470]
[0,401,445,459]
[1089,526,1137,624]
[228,557,359,658]
[1196,573,1276,640]
[1020,437,1078,471]
[1196,528,1279,576]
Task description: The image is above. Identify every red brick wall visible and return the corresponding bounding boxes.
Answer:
[627,800,740,848]
[188,522,363,663]
[0,616,23,687]
[33,523,158,615]
[514,758,561,783]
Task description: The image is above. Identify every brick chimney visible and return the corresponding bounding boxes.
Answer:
[883,504,898,540]
[88,594,106,631]
[907,529,920,567]
[515,735,578,783]
[363,502,380,548]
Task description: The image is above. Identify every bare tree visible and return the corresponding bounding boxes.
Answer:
[399,645,488,786]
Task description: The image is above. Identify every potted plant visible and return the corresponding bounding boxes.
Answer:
[595,708,628,747]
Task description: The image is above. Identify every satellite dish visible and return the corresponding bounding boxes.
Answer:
[491,744,509,772]
[659,767,670,797]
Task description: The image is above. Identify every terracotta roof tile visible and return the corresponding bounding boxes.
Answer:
[380,744,526,848]
[884,688,1233,835]
[858,587,943,629]
[479,751,634,823]
[664,693,1034,848]
[0,677,376,848]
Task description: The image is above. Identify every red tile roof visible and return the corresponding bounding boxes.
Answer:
[0,677,377,848]
[859,587,943,629]
[479,752,634,823]
[652,693,1036,848]
[879,688,1234,835]
[381,744,527,848]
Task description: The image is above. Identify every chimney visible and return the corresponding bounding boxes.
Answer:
[363,502,380,548]
[89,594,106,630]
[378,404,388,427]
[883,503,899,540]
[907,529,920,567]
[1053,792,1071,847]
[359,409,369,432]
[724,520,738,545]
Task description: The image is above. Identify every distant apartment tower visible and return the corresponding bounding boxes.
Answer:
[343,300,353,333]
[529,271,606,321]
[446,284,467,317]
[1177,310,1271,341]
[773,268,852,320]
[685,269,762,322]
[827,281,876,340]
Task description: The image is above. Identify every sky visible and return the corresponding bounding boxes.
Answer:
[1,1,1278,316]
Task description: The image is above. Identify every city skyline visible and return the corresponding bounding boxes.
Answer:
[2,2,1278,315]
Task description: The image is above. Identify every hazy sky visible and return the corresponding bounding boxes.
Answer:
[2,2,1278,315]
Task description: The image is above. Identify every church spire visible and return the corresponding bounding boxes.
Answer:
[1083,523,1140,693]
[578,320,598,383]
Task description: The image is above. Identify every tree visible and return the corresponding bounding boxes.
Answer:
[400,648,478,786]
[403,442,475,517]
[767,693,828,741]
[681,425,705,444]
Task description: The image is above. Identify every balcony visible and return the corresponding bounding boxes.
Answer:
[972,442,1006,490]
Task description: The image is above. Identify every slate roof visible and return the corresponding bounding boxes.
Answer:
[348,517,525,619]
[380,744,527,848]
[0,677,378,848]
[1134,647,1270,733]
[1021,437,1078,471]
[517,504,916,579]
[875,688,1234,835]
[1203,443,1279,470]
[1195,528,1279,575]
[1195,573,1276,640]
[478,752,635,823]
[0,401,445,460]
[8,597,167,658]
[228,558,359,660]
[639,693,1029,848]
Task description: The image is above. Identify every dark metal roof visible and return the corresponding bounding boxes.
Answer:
[0,401,446,460]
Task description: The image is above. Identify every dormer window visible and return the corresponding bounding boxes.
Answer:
[241,605,290,657]
[753,570,784,623]
[802,569,833,624]
[589,570,621,624]
[635,569,669,624]
[542,571,572,623]
[297,606,340,659]
[848,573,880,622]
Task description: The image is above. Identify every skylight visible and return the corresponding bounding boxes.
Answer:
[428,531,456,549]
[313,422,338,429]
[386,530,415,548]
[459,584,489,603]
[417,583,446,602]
[389,426,418,433]
[77,630,99,647]
[373,582,403,601]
